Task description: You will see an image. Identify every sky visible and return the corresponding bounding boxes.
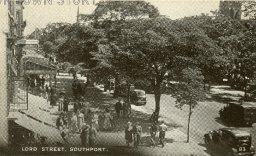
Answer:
[22,0,220,35]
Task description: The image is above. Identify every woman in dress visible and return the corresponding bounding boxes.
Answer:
[103,108,113,131]
[91,112,99,131]
[80,123,90,146]
[77,110,85,132]
[71,112,78,133]
[125,121,133,147]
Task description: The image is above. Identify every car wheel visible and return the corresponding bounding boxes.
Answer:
[204,137,210,145]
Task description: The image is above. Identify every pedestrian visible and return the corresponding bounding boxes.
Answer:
[80,123,90,146]
[91,112,99,131]
[56,113,66,130]
[61,125,70,142]
[103,108,113,131]
[72,80,78,98]
[115,98,122,118]
[133,122,142,148]
[159,120,168,148]
[71,112,78,133]
[58,93,65,112]
[67,111,73,130]
[77,83,83,96]
[125,121,133,147]
[81,102,90,119]
[63,96,69,112]
[73,101,79,113]
[123,100,131,118]
[150,111,158,123]
[50,88,57,107]
[45,85,49,102]
[149,122,158,147]
[89,124,97,146]
[77,110,85,132]
[41,76,45,89]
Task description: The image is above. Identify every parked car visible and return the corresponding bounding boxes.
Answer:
[204,128,255,156]
[246,83,256,101]
[219,101,256,126]
[130,89,147,106]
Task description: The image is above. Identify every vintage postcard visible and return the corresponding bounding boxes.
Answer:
[0,0,256,156]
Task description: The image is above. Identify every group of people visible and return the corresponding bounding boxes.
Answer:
[149,121,168,148]
[55,103,99,146]
[55,95,116,146]
[27,74,46,91]
[125,121,142,148]
[115,98,132,118]
[124,120,168,148]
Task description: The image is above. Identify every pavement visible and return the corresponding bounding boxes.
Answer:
[8,73,212,156]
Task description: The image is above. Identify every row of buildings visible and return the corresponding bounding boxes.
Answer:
[0,0,57,148]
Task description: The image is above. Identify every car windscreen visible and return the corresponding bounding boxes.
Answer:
[236,136,251,144]
[135,91,145,97]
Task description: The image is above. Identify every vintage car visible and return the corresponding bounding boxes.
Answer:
[130,89,147,106]
[204,128,255,156]
[219,101,256,126]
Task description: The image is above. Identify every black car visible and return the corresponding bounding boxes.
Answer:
[204,128,255,156]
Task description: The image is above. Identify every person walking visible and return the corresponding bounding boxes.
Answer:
[149,122,158,147]
[45,85,50,103]
[89,124,97,146]
[80,123,90,146]
[41,76,45,89]
[133,122,142,148]
[63,96,69,112]
[91,112,99,131]
[159,120,168,148]
[77,110,85,132]
[73,101,80,113]
[71,112,78,133]
[115,98,122,118]
[125,121,133,147]
[58,93,65,112]
[56,113,67,130]
[56,115,64,130]
[123,101,131,118]
[103,108,113,131]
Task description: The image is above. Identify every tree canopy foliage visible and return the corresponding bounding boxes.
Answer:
[28,0,256,121]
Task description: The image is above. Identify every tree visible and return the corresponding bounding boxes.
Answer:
[112,17,217,121]
[170,68,205,143]
[54,24,105,67]
[180,15,246,88]
[90,0,160,97]
[92,0,159,26]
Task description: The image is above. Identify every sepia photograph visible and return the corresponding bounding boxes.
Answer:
[1,0,256,155]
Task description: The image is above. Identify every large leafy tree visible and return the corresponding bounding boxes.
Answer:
[55,24,105,67]
[90,0,160,96]
[92,0,159,26]
[112,17,218,121]
[180,15,246,88]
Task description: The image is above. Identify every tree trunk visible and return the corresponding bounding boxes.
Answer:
[243,76,248,99]
[113,74,120,98]
[154,81,161,123]
[187,103,192,143]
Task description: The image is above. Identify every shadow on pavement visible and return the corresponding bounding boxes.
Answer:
[198,143,222,156]
[206,93,240,105]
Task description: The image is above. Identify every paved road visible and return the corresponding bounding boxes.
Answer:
[133,91,226,143]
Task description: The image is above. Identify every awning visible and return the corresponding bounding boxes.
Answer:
[22,56,57,75]
[10,112,64,145]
